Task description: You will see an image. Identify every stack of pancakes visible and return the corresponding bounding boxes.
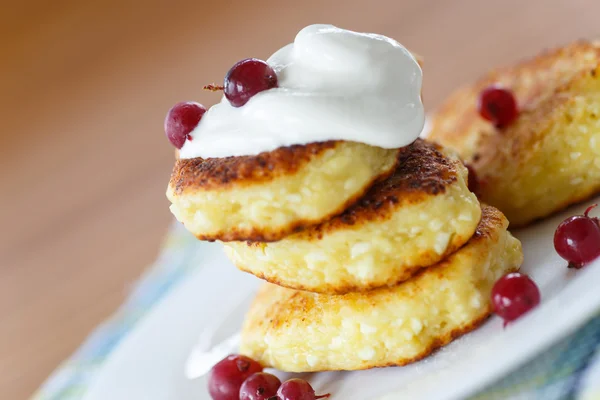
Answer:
[167,139,523,372]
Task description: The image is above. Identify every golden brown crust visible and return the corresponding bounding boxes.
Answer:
[169,141,338,193]
[247,205,505,324]
[348,310,494,370]
[324,139,456,226]
[242,139,458,243]
[228,139,480,293]
[236,266,403,294]
[236,240,467,295]
[168,140,401,242]
[249,205,503,298]
[243,292,498,371]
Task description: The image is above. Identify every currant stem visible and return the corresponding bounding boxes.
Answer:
[584,204,598,217]
[204,84,225,92]
[315,394,331,399]
[568,261,584,269]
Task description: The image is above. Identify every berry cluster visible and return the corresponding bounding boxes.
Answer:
[165,59,278,149]
[209,354,329,400]
[491,204,600,325]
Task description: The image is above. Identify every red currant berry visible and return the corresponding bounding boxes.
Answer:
[207,354,263,400]
[239,372,281,400]
[224,58,278,107]
[492,272,540,324]
[554,204,600,269]
[164,102,206,149]
[477,86,518,128]
[277,379,330,400]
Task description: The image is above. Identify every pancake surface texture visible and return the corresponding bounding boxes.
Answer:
[429,41,600,226]
[225,139,481,293]
[167,141,399,241]
[240,205,522,371]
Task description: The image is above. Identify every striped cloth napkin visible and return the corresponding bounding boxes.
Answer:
[33,222,600,400]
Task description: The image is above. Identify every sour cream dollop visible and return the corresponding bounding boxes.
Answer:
[179,24,424,159]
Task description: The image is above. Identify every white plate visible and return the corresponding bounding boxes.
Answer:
[83,199,600,400]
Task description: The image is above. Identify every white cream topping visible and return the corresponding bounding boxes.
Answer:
[179,24,424,159]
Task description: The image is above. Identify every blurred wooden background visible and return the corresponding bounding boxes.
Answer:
[1,0,598,398]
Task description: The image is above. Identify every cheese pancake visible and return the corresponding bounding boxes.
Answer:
[168,141,399,241]
[240,205,522,371]
[429,41,600,227]
[225,139,481,293]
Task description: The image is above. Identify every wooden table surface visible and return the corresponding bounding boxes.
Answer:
[1,0,598,398]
